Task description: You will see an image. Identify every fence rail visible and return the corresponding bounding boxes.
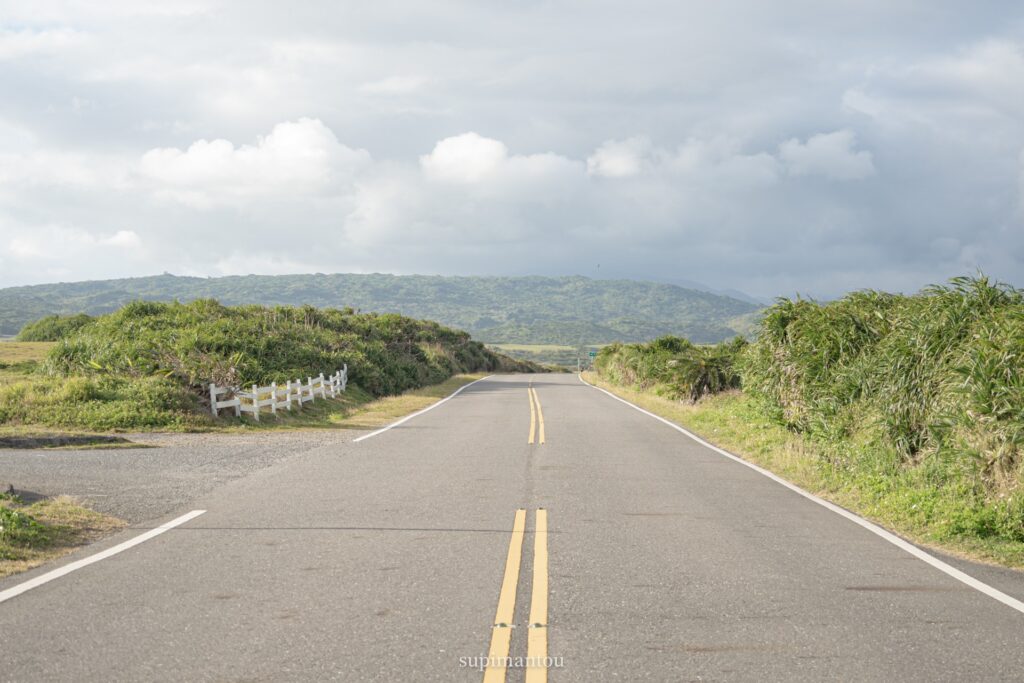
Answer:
[209,365,347,421]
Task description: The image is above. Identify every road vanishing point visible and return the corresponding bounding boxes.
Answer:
[2,373,1024,681]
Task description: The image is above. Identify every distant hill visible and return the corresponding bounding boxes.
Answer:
[0,273,761,344]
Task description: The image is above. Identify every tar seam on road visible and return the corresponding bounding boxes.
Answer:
[353,375,494,443]
[0,509,207,605]
[484,509,526,683]
[578,374,1024,616]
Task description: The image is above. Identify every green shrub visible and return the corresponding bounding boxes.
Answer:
[595,335,746,402]
[741,275,1024,539]
[0,506,52,553]
[0,299,539,430]
[16,314,94,341]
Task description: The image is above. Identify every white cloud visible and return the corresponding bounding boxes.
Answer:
[139,118,370,207]
[586,137,651,178]
[670,137,780,186]
[420,132,509,183]
[1,5,1023,297]
[0,150,130,189]
[358,75,429,95]
[779,130,876,180]
[0,28,87,60]
[4,225,147,284]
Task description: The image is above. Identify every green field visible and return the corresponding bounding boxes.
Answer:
[0,341,55,388]
[0,341,55,363]
[487,343,603,367]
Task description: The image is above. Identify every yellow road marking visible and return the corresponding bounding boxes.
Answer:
[483,509,527,683]
[531,388,546,445]
[528,387,537,445]
[526,509,549,683]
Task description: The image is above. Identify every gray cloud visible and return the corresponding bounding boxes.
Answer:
[1,1,1022,298]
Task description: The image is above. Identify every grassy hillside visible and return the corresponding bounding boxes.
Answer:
[592,276,1024,566]
[0,273,761,346]
[0,300,537,431]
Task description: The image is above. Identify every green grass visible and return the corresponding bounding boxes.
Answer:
[0,300,539,432]
[489,343,577,352]
[488,343,603,368]
[591,275,1024,568]
[584,374,1024,568]
[216,373,488,432]
[0,494,125,578]
[0,272,762,343]
[594,335,746,401]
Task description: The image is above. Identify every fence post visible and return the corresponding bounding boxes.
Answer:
[319,372,327,399]
[271,382,277,416]
[252,383,260,422]
[308,377,314,403]
[342,364,348,391]
[210,383,218,416]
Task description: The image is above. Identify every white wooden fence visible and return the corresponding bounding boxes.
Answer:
[209,365,347,421]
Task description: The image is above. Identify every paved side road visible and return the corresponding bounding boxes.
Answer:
[0,431,354,522]
[0,373,1022,681]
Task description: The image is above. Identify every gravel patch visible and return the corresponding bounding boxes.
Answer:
[0,430,365,523]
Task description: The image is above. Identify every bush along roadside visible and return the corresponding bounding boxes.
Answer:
[592,275,1024,567]
[594,335,747,402]
[1,299,540,431]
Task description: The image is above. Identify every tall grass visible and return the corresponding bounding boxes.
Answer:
[15,314,94,342]
[742,275,1024,542]
[594,335,747,402]
[592,276,1024,553]
[2,299,538,430]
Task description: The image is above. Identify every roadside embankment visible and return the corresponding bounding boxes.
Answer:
[588,275,1024,569]
[0,301,540,434]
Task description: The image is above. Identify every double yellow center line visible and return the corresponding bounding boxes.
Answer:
[483,509,550,683]
[528,386,546,445]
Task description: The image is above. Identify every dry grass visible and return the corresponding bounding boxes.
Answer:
[219,373,489,432]
[489,343,576,352]
[0,341,54,388]
[0,341,55,364]
[0,495,126,579]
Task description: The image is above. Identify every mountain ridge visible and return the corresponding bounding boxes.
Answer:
[0,273,762,344]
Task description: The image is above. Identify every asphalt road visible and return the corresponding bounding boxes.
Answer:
[1,373,1023,681]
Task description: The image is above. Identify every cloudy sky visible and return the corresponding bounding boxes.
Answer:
[1,1,1022,298]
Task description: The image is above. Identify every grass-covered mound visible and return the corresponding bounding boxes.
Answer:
[1,300,536,430]
[590,276,1024,564]
[594,335,747,402]
[16,313,95,341]
[742,275,1024,544]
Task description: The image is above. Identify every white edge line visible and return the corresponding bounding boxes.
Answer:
[0,509,206,605]
[578,373,1024,616]
[353,375,495,443]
